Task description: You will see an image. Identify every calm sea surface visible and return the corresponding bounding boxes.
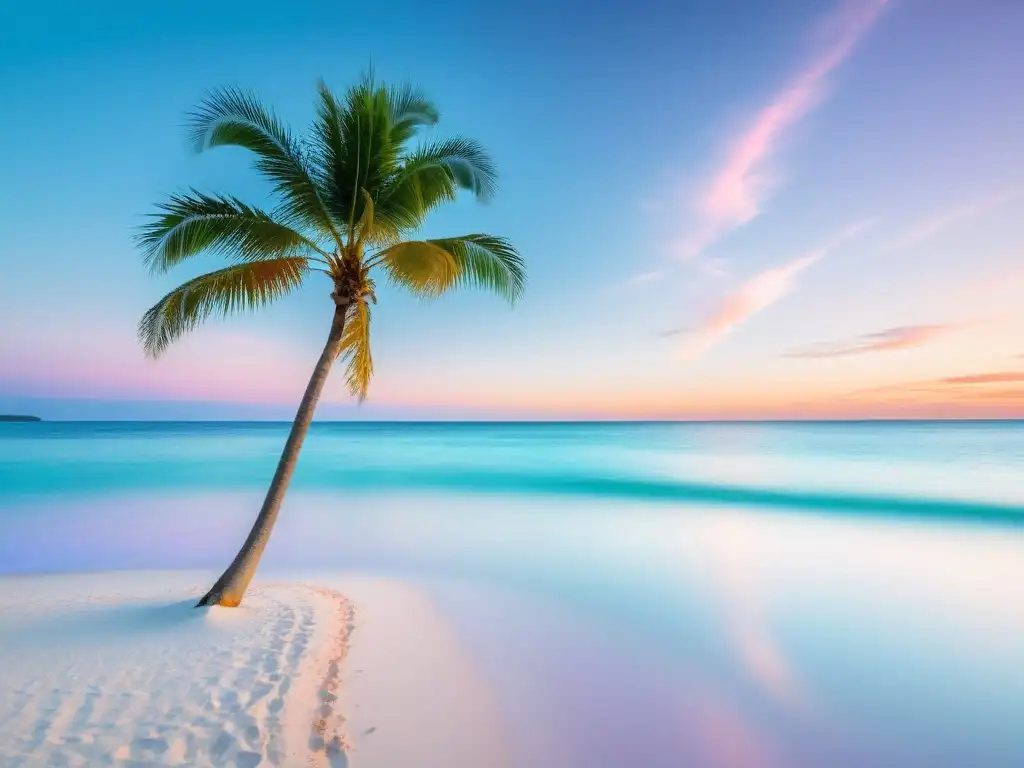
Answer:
[2,420,1023,766]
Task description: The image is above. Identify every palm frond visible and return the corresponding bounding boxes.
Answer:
[137,190,326,272]
[353,188,375,251]
[387,83,439,145]
[398,137,498,200]
[138,257,308,357]
[187,87,343,244]
[439,234,525,303]
[338,299,373,401]
[311,77,397,241]
[373,234,523,303]
[371,137,498,241]
[374,240,461,298]
[310,79,346,219]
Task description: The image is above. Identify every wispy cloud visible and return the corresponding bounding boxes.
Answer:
[939,372,1024,385]
[619,256,730,295]
[676,0,890,260]
[785,324,956,359]
[678,221,872,361]
[657,327,687,339]
[885,192,1016,252]
[623,269,667,289]
[679,253,822,361]
[849,370,1024,404]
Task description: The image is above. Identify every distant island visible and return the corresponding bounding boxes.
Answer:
[0,415,41,422]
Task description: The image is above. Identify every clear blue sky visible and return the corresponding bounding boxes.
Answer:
[2,0,1023,419]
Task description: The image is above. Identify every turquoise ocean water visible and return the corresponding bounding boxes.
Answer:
[2,420,1023,766]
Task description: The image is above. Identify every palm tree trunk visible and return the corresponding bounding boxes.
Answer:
[196,304,348,607]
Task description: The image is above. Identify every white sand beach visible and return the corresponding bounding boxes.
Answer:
[0,572,508,767]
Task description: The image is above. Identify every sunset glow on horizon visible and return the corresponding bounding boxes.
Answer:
[1,0,1022,420]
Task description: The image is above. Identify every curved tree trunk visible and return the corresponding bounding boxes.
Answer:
[196,304,348,607]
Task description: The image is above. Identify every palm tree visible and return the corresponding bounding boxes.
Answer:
[137,76,524,608]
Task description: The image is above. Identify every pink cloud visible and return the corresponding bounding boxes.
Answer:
[785,323,956,359]
[677,0,890,260]
[950,387,1024,402]
[679,252,821,360]
[848,369,1024,406]
[940,372,1024,385]
[678,221,871,361]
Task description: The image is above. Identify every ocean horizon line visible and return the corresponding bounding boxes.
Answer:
[4,417,1023,425]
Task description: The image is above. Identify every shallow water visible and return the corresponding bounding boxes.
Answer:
[2,421,1023,766]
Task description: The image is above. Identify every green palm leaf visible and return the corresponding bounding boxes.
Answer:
[387,83,439,145]
[338,299,373,400]
[137,190,326,272]
[187,88,343,245]
[372,138,498,239]
[139,257,308,357]
[311,77,396,239]
[441,234,525,303]
[396,137,498,200]
[417,138,498,201]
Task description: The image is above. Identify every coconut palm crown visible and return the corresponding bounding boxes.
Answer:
[137,76,524,607]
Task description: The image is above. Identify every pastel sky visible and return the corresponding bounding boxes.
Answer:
[1,0,1023,420]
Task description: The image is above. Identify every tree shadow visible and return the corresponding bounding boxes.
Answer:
[1,598,211,649]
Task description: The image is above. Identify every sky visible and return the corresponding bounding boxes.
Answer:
[1,0,1023,420]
